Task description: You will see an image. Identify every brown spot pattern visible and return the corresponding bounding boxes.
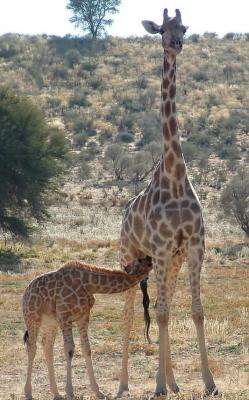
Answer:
[169,116,177,135]
[169,84,176,98]
[153,190,160,205]
[163,123,170,140]
[165,152,175,172]
[175,163,186,180]
[164,101,171,117]
[171,140,182,157]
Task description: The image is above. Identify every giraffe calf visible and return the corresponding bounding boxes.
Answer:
[22,257,152,400]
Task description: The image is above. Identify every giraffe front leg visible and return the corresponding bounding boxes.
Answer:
[117,286,136,398]
[76,311,105,399]
[188,248,218,396]
[154,258,180,396]
[164,254,183,394]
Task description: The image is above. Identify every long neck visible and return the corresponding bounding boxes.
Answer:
[161,50,186,181]
[84,269,149,294]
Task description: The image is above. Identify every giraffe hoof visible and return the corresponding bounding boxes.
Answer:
[154,389,167,397]
[96,391,106,399]
[116,386,130,398]
[170,384,180,394]
[204,386,219,397]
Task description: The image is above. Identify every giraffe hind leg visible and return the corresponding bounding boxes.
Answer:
[58,315,75,399]
[24,318,41,400]
[41,317,61,399]
[154,255,183,396]
[76,311,105,399]
[188,248,218,396]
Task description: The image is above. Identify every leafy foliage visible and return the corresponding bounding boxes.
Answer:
[0,88,69,238]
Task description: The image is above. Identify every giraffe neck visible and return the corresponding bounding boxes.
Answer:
[161,50,186,181]
[87,269,149,294]
[61,262,150,295]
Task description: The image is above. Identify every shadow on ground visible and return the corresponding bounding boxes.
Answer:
[0,249,22,272]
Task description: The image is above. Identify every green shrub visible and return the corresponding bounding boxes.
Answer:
[81,61,97,73]
[52,66,69,80]
[181,141,198,164]
[0,87,69,238]
[65,49,81,67]
[216,144,240,160]
[116,131,134,143]
[88,77,106,91]
[69,93,90,108]
[192,70,208,82]
[73,132,88,148]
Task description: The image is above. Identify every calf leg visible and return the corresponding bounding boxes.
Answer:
[76,311,105,399]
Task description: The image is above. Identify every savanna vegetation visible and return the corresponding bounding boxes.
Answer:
[0,32,249,399]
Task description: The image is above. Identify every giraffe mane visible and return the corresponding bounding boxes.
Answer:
[61,260,130,276]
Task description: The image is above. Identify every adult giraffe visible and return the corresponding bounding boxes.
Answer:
[117,8,217,397]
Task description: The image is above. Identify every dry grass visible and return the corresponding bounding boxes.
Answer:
[0,199,249,400]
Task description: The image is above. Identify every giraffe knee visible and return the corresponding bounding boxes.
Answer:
[68,349,74,360]
[64,341,75,359]
[156,308,169,325]
[192,309,204,325]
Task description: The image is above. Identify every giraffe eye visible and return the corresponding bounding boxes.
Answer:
[182,26,187,34]
[159,28,164,35]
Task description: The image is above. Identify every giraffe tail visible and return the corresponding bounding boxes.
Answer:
[140,277,151,343]
[23,330,29,344]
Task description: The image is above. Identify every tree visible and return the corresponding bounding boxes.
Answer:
[220,167,249,236]
[104,143,130,180]
[0,88,69,238]
[67,0,121,38]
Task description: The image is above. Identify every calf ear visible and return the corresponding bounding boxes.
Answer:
[142,20,161,34]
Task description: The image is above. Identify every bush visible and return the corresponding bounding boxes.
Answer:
[220,167,249,236]
[216,144,240,160]
[181,141,198,164]
[116,131,134,143]
[0,42,19,58]
[80,61,97,73]
[188,34,200,43]
[73,132,88,148]
[86,140,100,158]
[104,143,130,180]
[0,87,69,238]
[78,150,91,179]
[135,76,148,89]
[119,95,141,112]
[69,93,90,108]
[192,70,208,82]
[65,49,81,67]
[139,111,161,145]
[223,33,235,40]
[52,66,69,80]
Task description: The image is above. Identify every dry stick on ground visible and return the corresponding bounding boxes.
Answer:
[22,257,152,400]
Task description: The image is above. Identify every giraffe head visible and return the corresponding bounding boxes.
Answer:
[142,8,187,55]
[124,256,152,276]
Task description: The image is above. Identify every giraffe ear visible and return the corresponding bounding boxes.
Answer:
[142,20,161,34]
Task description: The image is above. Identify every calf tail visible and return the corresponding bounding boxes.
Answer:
[140,277,151,343]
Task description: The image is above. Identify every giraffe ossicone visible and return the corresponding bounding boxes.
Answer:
[118,7,218,398]
[22,258,152,400]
